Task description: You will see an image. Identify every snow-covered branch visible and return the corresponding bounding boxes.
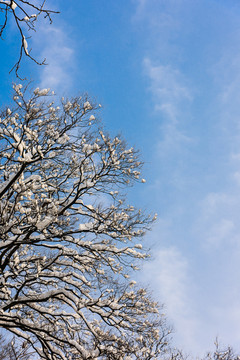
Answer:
[0,85,168,359]
[0,1,59,78]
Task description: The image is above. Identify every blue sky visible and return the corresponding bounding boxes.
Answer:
[2,0,240,356]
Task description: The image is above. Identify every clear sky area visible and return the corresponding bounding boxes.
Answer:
[1,0,240,356]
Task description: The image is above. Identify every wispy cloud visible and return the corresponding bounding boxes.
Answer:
[134,0,194,159]
[40,27,74,90]
[143,57,193,163]
[32,22,75,92]
[144,58,192,121]
[133,0,240,355]
[192,167,240,252]
[142,245,202,353]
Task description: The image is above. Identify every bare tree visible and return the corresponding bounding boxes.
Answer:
[0,1,58,77]
[0,334,32,360]
[171,341,240,360]
[204,342,240,360]
[0,84,171,359]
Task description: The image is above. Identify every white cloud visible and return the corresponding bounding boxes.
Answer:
[142,245,201,353]
[33,23,75,92]
[232,171,240,185]
[132,0,146,18]
[143,58,193,161]
[143,58,192,120]
[142,217,240,355]
[206,218,235,247]
[149,247,189,312]
[212,51,240,106]
[196,185,240,249]
[133,0,179,35]
[134,0,240,355]
[133,1,195,160]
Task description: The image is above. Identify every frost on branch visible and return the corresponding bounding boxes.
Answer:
[0,0,58,77]
[0,85,170,359]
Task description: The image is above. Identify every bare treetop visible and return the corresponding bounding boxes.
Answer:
[0,85,169,359]
[0,333,33,359]
[0,0,58,78]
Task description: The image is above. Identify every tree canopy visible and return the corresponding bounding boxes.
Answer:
[0,84,170,359]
